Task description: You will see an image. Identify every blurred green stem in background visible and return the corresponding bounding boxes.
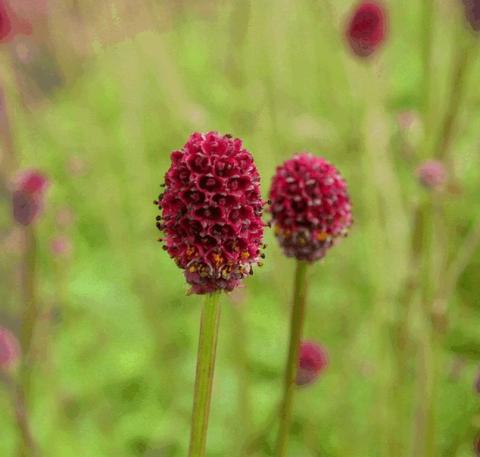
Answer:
[19,226,38,409]
[188,292,222,457]
[275,260,309,457]
[436,38,476,165]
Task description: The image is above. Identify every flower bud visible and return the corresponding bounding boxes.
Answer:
[346,1,388,58]
[296,341,328,386]
[0,327,20,371]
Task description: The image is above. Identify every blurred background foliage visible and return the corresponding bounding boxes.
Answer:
[1,0,480,456]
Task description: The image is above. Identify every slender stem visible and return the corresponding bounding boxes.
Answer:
[20,227,38,404]
[2,373,40,457]
[188,293,222,457]
[436,40,474,163]
[275,260,309,457]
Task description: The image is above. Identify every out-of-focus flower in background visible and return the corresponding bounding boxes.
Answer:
[11,169,49,226]
[296,341,328,386]
[416,160,447,191]
[0,0,32,42]
[50,235,72,258]
[461,0,480,31]
[0,327,20,371]
[346,1,388,58]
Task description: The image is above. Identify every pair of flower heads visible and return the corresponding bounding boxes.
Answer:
[154,131,353,296]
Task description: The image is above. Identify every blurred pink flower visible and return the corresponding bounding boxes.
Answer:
[296,341,328,387]
[416,160,447,190]
[50,236,72,257]
[0,0,32,42]
[11,169,49,226]
[0,327,20,371]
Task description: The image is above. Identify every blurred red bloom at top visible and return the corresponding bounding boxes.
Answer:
[346,1,388,58]
[461,0,480,31]
[0,0,32,42]
[11,169,49,226]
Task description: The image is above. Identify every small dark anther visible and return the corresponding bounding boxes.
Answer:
[260,253,266,259]
[162,245,168,251]
[156,215,162,221]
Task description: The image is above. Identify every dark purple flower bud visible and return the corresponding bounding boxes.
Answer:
[0,327,20,371]
[296,341,328,387]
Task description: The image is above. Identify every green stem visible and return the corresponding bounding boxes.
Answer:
[275,260,309,457]
[436,40,474,163]
[188,293,222,457]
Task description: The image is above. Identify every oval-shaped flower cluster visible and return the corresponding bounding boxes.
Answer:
[346,1,387,58]
[296,341,328,387]
[155,132,265,295]
[269,153,352,262]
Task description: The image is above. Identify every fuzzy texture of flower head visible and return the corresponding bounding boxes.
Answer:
[462,0,480,31]
[416,160,446,190]
[12,169,49,226]
[296,341,328,386]
[269,153,352,262]
[0,327,20,370]
[155,132,265,295]
[346,1,387,58]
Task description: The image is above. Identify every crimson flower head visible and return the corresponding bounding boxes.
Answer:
[461,0,480,31]
[155,132,265,295]
[296,341,328,386]
[416,160,446,190]
[269,153,352,262]
[12,169,49,226]
[0,327,20,371]
[346,1,387,58]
